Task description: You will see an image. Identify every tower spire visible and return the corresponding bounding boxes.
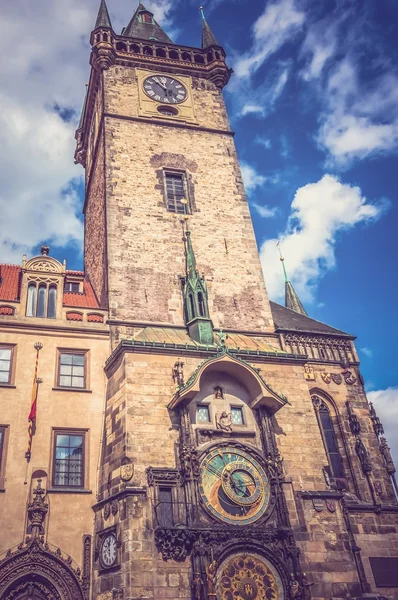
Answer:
[94,0,112,30]
[277,243,307,316]
[181,211,214,345]
[200,6,220,48]
[123,2,173,43]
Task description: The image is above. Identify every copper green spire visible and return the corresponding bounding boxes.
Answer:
[200,6,220,48]
[277,243,308,316]
[94,0,112,29]
[182,215,214,345]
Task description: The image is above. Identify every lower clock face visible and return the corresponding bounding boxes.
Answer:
[198,445,271,525]
[100,533,117,568]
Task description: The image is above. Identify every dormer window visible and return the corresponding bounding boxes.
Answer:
[65,281,80,293]
[140,11,154,24]
[26,283,57,319]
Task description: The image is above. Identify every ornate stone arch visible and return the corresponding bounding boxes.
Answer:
[0,539,85,600]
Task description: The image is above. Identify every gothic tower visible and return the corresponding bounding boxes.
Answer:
[73,3,398,600]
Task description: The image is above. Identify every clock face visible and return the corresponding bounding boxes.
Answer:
[143,75,187,104]
[100,533,117,569]
[198,445,271,525]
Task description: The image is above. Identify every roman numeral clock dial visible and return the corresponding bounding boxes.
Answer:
[143,75,187,104]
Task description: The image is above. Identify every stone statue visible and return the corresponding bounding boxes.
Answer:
[289,574,300,599]
[216,411,232,432]
[380,437,396,475]
[355,436,372,474]
[192,572,203,600]
[206,559,217,598]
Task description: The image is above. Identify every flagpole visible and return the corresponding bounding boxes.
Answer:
[24,342,43,484]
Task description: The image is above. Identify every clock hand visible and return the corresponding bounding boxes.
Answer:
[205,463,223,478]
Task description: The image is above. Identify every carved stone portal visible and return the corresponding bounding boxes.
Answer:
[0,538,85,600]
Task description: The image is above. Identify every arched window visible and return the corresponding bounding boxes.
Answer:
[312,394,345,481]
[189,294,195,321]
[47,286,57,318]
[37,285,46,318]
[198,292,205,317]
[26,283,57,319]
[26,283,36,317]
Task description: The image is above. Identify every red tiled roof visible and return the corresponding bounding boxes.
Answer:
[0,264,100,310]
[0,265,21,301]
[63,279,99,309]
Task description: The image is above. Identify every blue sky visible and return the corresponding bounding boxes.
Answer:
[0,0,397,455]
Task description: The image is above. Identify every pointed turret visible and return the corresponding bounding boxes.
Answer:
[200,6,220,48]
[182,220,214,345]
[123,2,173,43]
[94,0,112,30]
[278,245,308,316]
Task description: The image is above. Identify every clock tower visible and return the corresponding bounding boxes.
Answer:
[74,3,398,600]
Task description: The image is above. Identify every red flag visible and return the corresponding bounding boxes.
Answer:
[26,343,42,461]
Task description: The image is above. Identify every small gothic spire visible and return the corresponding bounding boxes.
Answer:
[277,243,307,316]
[123,2,173,43]
[200,6,220,48]
[94,0,112,30]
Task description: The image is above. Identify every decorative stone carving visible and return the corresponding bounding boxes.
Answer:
[27,479,48,540]
[146,467,179,486]
[111,500,118,516]
[331,373,342,385]
[379,437,396,475]
[120,457,134,482]
[191,572,203,600]
[82,535,91,600]
[355,437,372,474]
[179,441,200,483]
[103,504,110,520]
[172,359,185,387]
[346,401,361,436]
[342,370,357,385]
[369,402,384,437]
[321,373,331,384]
[216,411,232,432]
[303,365,315,381]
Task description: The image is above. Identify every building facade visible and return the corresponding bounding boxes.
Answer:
[0,3,397,600]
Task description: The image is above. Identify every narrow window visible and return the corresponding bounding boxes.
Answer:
[231,407,244,425]
[0,428,4,467]
[26,283,36,317]
[189,294,195,321]
[53,432,84,488]
[37,285,46,318]
[198,292,205,317]
[165,172,187,214]
[157,487,173,526]
[0,347,12,384]
[197,405,210,423]
[65,282,80,293]
[313,396,345,480]
[47,286,57,318]
[58,352,86,389]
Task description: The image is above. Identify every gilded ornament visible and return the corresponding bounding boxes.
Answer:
[303,364,315,381]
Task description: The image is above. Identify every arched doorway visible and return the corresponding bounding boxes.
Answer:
[0,539,85,600]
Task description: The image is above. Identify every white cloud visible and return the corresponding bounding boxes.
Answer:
[233,0,305,79]
[241,104,266,117]
[260,174,386,302]
[241,163,267,193]
[0,0,177,264]
[252,204,278,218]
[367,387,398,466]
[255,137,272,149]
[316,59,398,166]
[360,347,373,358]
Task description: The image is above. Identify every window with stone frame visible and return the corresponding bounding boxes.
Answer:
[52,430,85,488]
[0,345,15,385]
[312,394,346,483]
[57,350,87,389]
[231,406,244,425]
[197,404,211,423]
[164,171,189,214]
[26,282,57,318]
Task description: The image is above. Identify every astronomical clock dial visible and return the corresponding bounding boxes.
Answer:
[100,532,117,569]
[143,75,187,104]
[198,445,271,525]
